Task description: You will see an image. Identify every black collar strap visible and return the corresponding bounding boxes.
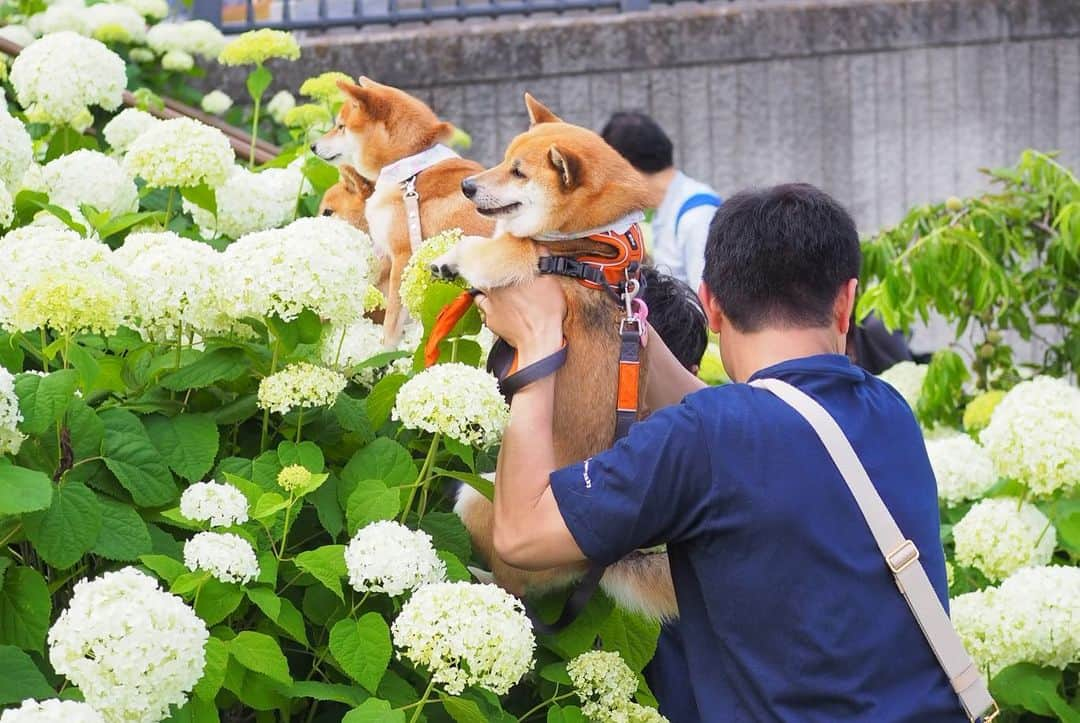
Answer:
[487,338,568,403]
[538,256,623,304]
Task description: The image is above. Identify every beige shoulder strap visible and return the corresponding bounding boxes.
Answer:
[749,378,997,722]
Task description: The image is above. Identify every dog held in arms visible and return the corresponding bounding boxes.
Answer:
[311,77,494,346]
[434,95,678,622]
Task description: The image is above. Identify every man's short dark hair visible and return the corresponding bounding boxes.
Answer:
[640,266,707,371]
[600,112,674,174]
[703,184,861,333]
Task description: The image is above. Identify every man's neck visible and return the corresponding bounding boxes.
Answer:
[726,326,846,383]
[645,167,677,208]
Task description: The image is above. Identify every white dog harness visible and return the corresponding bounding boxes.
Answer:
[377,143,460,250]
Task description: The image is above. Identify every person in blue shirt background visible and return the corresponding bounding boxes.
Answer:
[473,183,966,721]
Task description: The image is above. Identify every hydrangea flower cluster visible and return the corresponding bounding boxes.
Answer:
[283,103,331,133]
[952,565,1080,679]
[102,107,161,154]
[218,28,300,65]
[145,20,226,59]
[0,226,126,335]
[179,480,250,527]
[184,165,304,239]
[200,89,233,115]
[221,217,376,324]
[183,531,260,584]
[266,90,297,124]
[27,3,90,36]
[345,521,446,596]
[0,110,33,191]
[47,567,209,722]
[321,317,417,385]
[0,699,104,723]
[979,376,1080,497]
[567,650,643,722]
[112,231,225,338]
[116,0,169,19]
[400,228,466,317]
[10,32,126,126]
[82,2,148,43]
[299,71,352,102]
[276,464,313,492]
[257,362,348,415]
[0,186,12,230]
[876,361,927,411]
[0,366,24,456]
[924,434,998,506]
[42,150,139,220]
[393,363,509,447]
[161,49,194,71]
[963,390,1006,433]
[952,498,1056,582]
[391,581,535,695]
[124,117,234,189]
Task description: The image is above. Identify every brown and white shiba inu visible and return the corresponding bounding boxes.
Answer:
[436,94,678,622]
[319,164,374,232]
[311,77,494,346]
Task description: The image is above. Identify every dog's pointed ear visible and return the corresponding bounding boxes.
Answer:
[548,144,581,189]
[337,79,366,103]
[337,79,387,118]
[433,120,455,144]
[356,75,382,88]
[524,93,562,125]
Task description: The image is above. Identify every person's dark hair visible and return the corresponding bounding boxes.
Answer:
[600,112,674,174]
[702,183,861,333]
[640,266,708,371]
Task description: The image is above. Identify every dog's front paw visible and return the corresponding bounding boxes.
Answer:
[430,250,460,281]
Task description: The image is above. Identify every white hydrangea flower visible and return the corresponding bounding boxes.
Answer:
[345,521,446,596]
[568,650,639,722]
[184,165,302,239]
[257,362,347,415]
[124,117,234,189]
[979,376,1080,497]
[952,498,1056,582]
[27,3,90,36]
[400,228,466,317]
[266,90,296,124]
[82,3,147,43]
[953,565,1080,679]
[16,162,45,194]
[0,110,33,191]
[0,366,24,456]
[10,32,126,126]
[321,317,417,385]
[113,231,226,338]
[0,25,36,49]
[128,47,156,63]
[42,149,138,218]
[183,531,260,584]
[47,567,209,723]
[102,107,161,154]
[146,20,226,59]
[179,480,249,527]
[391,581,535,695]
[221,217,376,324]
[161,49,194,72]
[0,226,127,335]
[877,361,927,410]
[393,363,509,447]
[115,0,168,18]
[925,435,998,506]
[0,699,104,723]
[200,89,233,115]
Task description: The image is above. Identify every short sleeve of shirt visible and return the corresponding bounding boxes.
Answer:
[549,400,714,567]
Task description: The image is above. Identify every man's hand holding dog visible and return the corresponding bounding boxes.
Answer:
[474,275,566,367]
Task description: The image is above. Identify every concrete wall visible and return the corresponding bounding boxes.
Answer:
[208,0,1080,235]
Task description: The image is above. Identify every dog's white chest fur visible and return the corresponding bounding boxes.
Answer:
[365,182,402,256]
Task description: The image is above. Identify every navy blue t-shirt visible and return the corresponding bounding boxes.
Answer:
[550,354,965,722]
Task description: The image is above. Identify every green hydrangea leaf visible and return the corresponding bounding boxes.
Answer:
[0,460,53,516]
[15,369,78,436]
[228,630,292,686]
[0,645,54,704]
[0,567,51,652]
[330,614,391,693]
[294,545,347,601]
[342,698,405,723]
[24,480,102,569]
[100,408,178,506]
[144,413,220,482]
[346,479,400,535]
[92,495,152,561]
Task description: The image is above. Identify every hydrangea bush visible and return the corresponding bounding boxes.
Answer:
[0,13,1075,722]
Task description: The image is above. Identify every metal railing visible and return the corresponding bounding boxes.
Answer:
[191,0,678,33]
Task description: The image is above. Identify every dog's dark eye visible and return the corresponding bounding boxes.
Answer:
[510,166,526,180]
[321,208,334,217]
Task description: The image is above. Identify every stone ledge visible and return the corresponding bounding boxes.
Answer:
[206,0,1080,92]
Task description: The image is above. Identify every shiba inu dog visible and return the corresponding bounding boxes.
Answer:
[318,164,374,232]
[436,94,678,622]
[311,77,494,346]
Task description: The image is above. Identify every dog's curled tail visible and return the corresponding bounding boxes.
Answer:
[600,551,679,623]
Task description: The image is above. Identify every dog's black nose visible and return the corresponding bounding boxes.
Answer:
[461,178,477,199]
[309,144,318,154]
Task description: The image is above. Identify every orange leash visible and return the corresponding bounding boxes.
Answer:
[423,288,478,367]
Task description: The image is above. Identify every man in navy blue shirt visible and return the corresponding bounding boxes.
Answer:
[474,184,965,721]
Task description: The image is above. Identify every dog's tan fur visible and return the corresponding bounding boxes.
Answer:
[440,95,678,622]
[313,78,494,346]
[319,164,374,232]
